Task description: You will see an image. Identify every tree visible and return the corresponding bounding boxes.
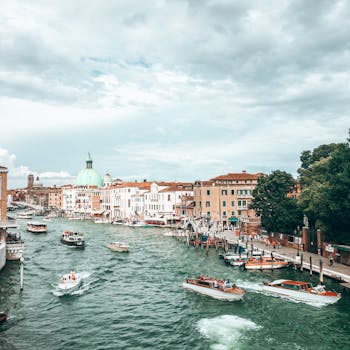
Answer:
[250,170,303,234]
[298,132,350,243]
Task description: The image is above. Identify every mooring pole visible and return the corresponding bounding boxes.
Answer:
[300,253,304,272]
[319,259,324,284]
[20,257,24,290]
[309,256,313,276]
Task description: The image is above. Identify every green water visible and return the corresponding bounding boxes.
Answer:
[0,218,349,350]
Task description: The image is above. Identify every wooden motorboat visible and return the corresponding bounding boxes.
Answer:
[61,231,85,247]
[58,271,82,294]
[245,256,289,270]
[183,275,245,301]
[27,222,48,233]
[106,242,129,252]
[263,279,341,305]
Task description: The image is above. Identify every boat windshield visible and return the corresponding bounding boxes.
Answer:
[313,285,326,293]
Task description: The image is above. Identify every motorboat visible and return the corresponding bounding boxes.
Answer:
[223,250,265,264]
[17,211,34,219]
[106,242,129,252]
[0,311,8,323]
[61,231,85,247]
[58,271,82,294]
[112,219,125,225]
[244,256,289,270]
[6,232,24,260]
[27,222,48,233]
[94,218,110,224]
[125,220,149,227]
[182,275,245,301]
[262,279,341,305]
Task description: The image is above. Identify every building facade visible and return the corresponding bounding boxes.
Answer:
[193,171,262,227]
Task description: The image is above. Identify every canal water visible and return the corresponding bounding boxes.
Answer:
[0,218,349,350]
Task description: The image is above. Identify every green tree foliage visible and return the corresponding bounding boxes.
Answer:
[251,170,303,234]
[298,132,350,243]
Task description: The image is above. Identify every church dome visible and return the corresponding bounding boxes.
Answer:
[103,173,113,186]
[75,154,103,187]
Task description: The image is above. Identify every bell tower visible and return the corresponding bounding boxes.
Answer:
[0,166,8,223]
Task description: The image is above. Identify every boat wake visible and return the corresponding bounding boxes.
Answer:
[52,272,93,297]
[235,280,264,293]
[197,314,260,350]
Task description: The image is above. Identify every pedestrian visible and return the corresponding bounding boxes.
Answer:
[272,241,277,249]
[329,255,334,266]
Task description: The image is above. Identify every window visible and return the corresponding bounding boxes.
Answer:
[231,189,234,195]
[231,211,235,216]
[207,190,210,195]
[238,210,241,215]
[207,212,211,217]
[206,201,210,208]
[168,194,171,201]
[221,190,227,195]
[231,201,234,206]
[222,201,226,207]
[223,211,226,216]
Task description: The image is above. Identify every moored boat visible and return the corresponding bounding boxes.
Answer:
[262,279,341,305]
[27,222,48,233]
[245,256,289,270]
[125,220,149,227]
[106,242,129,252]
[6,232,24,260]
[182,275,245,301]
[58,271,82,294]
[61,231,85,247]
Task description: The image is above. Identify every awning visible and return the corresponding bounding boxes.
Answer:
[229,217,238,222]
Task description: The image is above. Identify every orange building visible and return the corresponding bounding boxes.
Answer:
[194,171,263,228]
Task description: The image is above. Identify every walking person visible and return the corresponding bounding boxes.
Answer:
[329,255,334,266]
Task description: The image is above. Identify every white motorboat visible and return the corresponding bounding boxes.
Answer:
[125,220,149,227]
[17,211,34,219]
[262,279,341,305]
[183,275,245,301]
[27,222,48,233]
[106,242,129,252]
[58,271,82,294]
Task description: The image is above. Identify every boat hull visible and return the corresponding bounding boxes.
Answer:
[182,282,244,301]
[106,244,129,252]
[60,238,85,248]
[245,262,288,270]
[262,285,341,304]
[58,274,82,294]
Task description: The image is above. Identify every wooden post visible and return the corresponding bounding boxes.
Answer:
[309,256,313,276]
[20,257,24,291]
[300,253,304,272]
[319,259,324,284]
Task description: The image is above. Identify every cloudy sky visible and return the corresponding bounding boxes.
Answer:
[1,0,349,188]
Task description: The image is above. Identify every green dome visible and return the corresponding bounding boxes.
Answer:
[75,154,103,187]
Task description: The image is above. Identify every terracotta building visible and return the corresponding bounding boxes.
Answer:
[193,171,263,228]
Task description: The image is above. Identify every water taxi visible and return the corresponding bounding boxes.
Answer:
[263,280,341,305]
[61,231,85,247]
[106,242,129,252]
[17,211,34,219]
[27,222,48,233]
[6,232,24,260]
[58,271,82,294]
[182,275,245,301]
[244,256,289,270]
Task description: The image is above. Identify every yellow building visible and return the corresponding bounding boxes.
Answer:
[193,171,263,228]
